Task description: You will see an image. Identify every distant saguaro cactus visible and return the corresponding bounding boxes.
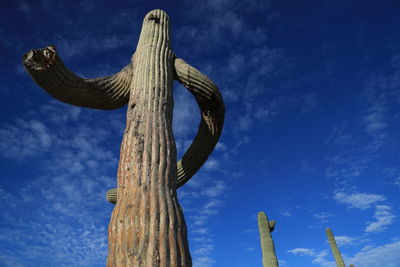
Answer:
[258,211,279,267]
[326,228,345,267]
[23,9,224,266]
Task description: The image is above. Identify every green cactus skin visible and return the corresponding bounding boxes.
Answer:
[106,189,117,204]
[326,228,345,267]
[258,212,279,267]
[349,264,355,267]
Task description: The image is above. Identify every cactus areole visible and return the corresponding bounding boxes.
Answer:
[23,9,224,266]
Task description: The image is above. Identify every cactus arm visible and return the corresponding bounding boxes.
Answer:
[22,45,132,110]
[173,57,225,187]
[326,228,345,267]
[269,220,276,232]
[258,212,279,267]
[106,188,117,204]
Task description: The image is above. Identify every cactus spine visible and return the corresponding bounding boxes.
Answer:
[23,9,224,266]
[326,228,345,267]
[258,212,279,267]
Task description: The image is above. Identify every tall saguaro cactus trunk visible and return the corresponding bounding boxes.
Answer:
[326,228,345,267]
[23,9,224,267]
[258,212,279,267]
[106,11,188,266]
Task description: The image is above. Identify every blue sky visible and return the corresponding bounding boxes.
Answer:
[1,0,400,266]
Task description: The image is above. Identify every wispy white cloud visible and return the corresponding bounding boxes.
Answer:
[395,177,400,188]
[245,247,256,252]
[288,248,337,267]
[0,101,121,265]
[180,175,229,266]
[173,85,200,156]
[314,212,333,224]
[243,228,258,234]
[334,236,357,247]
[203,159,220,172]
[193,256,216,267]
[364,109,387,132]
[311,250,336,267]
[348,241,400,267]
[52,33,133,63]
[287,248,316,257]
[201,180,227,197]
[190,226,216,266]
[0,118,53,158]
[365,205,396,233]
[278,259,287,266]
[291,241,400,267]
[334,191,395,233]
[280,210,292,218]
[334,191,385,210]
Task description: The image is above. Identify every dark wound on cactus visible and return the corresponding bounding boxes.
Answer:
[23,9,224,266]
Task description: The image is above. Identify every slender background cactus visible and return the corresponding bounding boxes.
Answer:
[326,228,345,267]
[258,211,279,267]
[23,9,224,266]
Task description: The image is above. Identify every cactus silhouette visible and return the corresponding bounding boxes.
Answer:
[326,228,345,267]
[258,211,279,267]
[23,9,224,266]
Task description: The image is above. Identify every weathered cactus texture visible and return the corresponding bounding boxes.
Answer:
[326,228,345,267]
[23,9,224,267]
[105,56,224,205]
[258,212,279,267]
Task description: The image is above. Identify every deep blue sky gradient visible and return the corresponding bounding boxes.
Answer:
[1,0,400,266]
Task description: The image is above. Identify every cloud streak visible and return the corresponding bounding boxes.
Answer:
[365,205,396,233]
[334,191,385,210]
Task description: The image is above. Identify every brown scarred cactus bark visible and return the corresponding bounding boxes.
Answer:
[23,9,224,267]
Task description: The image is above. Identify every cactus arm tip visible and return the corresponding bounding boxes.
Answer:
[106,188,117,204]
[23,45,132,110]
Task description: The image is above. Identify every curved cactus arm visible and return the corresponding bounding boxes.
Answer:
[173,57,225,187]
[258,212,279,267]
[326,228,345,267]
[22,45,132,110]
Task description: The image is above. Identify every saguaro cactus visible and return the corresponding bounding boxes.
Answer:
[326,228,345,267]
[258,211,279,267]
[23,9,224,266]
